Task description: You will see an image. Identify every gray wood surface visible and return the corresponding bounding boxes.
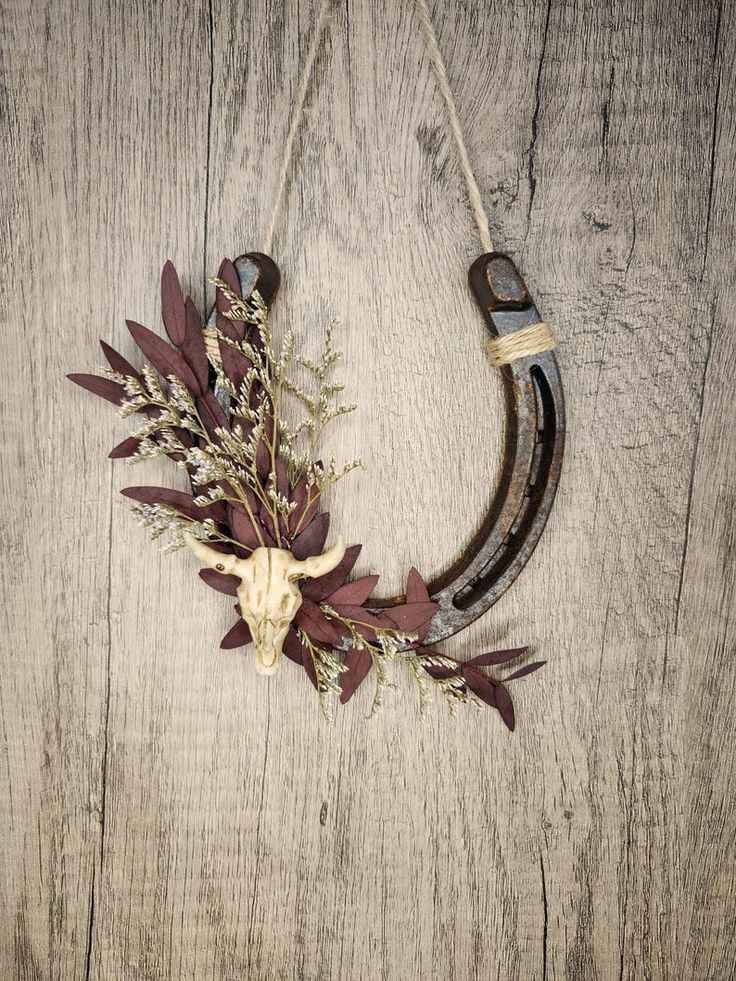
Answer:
[2,0,734,978]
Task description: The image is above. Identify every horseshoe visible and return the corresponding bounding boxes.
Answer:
[216,251,565,646]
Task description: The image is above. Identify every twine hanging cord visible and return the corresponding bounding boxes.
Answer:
[260,0,557,367]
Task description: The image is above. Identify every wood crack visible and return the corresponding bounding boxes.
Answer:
[701,71,721,278]
[527,0,553,226]
[540,853,549,981]
[674,302,715,636]
[83,863,96,981]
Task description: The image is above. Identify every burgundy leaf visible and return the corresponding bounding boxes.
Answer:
[222,482,259,514]
[289,484,321,538]
[197,390,229,436]
[254,413,274,478]
[100,340,139,378]
[216,258,242,306]
[295,597,345,646]
[504,660,546,681]
[382,601,438,632]
[326,575,379,607]
[161,260,186,345]
[405,567,431,605]
[216,308,241,342]
[463,665,497,707]
[199,568,239,596]
[126,320,202,395]
[403,570,435,641]
[275,458,288,497]
[67,373,126,405]
[423,664,458,681]
[218,336,251,392]
[255,439,271,479]
[282,629,305,665]
[291,512,330,560]
[467,647,528,667]
[227,504,261,550]
[109,436,140,459]
[121,486,226,523]
[301,544,362,601]
[181,297,209,392]
[494,683,516,731]
[329,604,383,642]
[220,618,252,649]
[340,648,373,703]
[215,259,245,340]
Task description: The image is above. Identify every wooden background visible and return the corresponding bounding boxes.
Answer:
[2,0,734,977]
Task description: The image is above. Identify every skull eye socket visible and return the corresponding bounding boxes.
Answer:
[215,563,225,572]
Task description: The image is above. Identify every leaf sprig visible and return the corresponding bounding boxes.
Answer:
[69,257,545,727]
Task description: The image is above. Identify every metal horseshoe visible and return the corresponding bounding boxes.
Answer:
[214,251,565,646]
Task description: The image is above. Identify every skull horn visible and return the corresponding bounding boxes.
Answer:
[183,533,240,576]
[290,538,346,580]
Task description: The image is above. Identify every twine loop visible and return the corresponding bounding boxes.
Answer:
[486,322,556,367]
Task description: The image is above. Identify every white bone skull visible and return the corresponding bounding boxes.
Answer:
[184,534,346,675]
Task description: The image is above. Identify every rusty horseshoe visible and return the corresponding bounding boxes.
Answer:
[214,251,565,646]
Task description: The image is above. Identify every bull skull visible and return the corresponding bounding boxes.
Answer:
[183,534,346,675]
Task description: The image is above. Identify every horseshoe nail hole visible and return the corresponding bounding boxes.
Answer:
[319,801,328,826]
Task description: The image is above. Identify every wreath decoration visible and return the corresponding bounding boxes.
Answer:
[69,255,545,726]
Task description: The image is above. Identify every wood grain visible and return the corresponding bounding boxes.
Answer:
[1,0,734,978]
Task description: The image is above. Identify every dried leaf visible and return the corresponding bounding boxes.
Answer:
[67,373,126,405]
[197,390,229,436]
[494,682,516,731]
[339,648,373,703]
[227,504,261,550]
[405,567,430,605]
[121,485,226,523]
[181,297,209,392]
[215,259,245,341]
[288,475,321,538]
[220,618,252,649]
[330,604,383,641]
[216,258,242,307]
[199,568,239,596]
[100,340,139,378]
[161,260,186,345]
[295,597,345,646]
[291,512,330,560]
[382,601,438,632]
[326,575,379,606]
[467,647,528,667]
[256,437,271,478]
[216,308,241,342]
[109,436,140,459]
[504,660,546,681]
[282,629,305,665]
[301,544,362,601]
[462,665,497,707]
[275,458,288,498]
[126,320,202,395]
[218,336,251,391]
